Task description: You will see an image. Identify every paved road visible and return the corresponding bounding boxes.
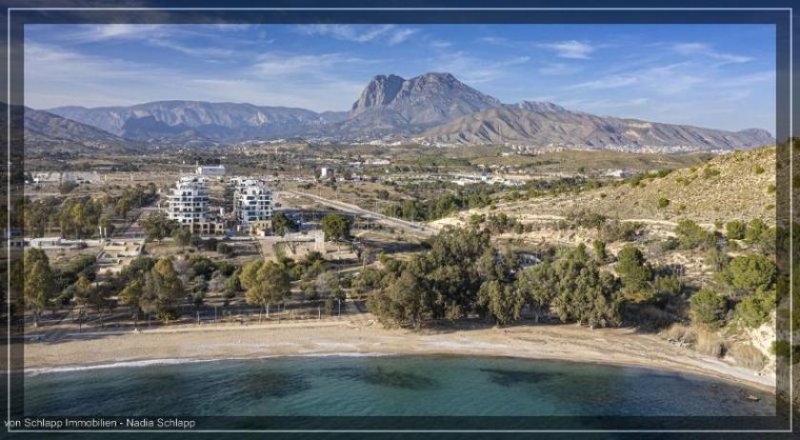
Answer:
[279,190,438,236]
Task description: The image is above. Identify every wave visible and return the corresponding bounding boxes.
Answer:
[24,352,391,376]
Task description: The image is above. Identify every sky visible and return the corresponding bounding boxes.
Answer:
[25,23,776,132]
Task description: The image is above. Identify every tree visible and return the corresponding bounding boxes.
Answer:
[721,254,776,296]
[141,211,178,242]
[172,227,192,248]
[23,248,54,326]
[368,270,426,328]
[735,289,776,328]
[118,279,144,323]
[321,214,351,241]
[615,246,653,301]
[689,288,727,326]
[549,246,621,328]
[477,280,523,325]
[272,211,297,237]
[115,197,131,219]
[141,259,184,321]
[515,262,557,323]
[72,273,95,310]
[243,261,291,321]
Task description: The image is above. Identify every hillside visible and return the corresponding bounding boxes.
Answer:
[22,107,136,154]
[449,146,777,225]
[422,106,773,152]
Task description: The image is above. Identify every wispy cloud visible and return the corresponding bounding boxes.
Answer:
[565,74,637,90]
[673,42,753,64]
[252,52,375,76]
[538,62,582,76]
[429,40,452,49]
[431,51,530,84]
[538,40,595,59]
[294,24,418,45]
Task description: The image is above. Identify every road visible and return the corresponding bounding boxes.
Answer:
[279,190,438,236]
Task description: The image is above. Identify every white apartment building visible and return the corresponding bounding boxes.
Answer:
[167,176,211,223]
[234,179,273,229]
[166,176,225,235]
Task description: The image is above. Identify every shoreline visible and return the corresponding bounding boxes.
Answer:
[18,318,776,393]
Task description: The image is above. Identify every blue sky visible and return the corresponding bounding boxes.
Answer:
[25,23,775,132]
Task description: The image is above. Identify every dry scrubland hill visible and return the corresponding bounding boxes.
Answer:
[500,146,777,224]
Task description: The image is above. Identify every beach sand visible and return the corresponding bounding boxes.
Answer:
[20,316,775,392]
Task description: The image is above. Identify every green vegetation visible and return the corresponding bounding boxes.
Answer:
[674,218,717,249]
[689,289,727,327]
[240,260,291,321]
[365,229,622,329]
[616,246,653,302]
[321,214,352,241]
[272,211,299,237]
[725,220,746,240]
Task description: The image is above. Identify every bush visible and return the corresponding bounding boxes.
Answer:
[600,220,643,242]
[734,290,775,328]
[689,289,727,326]
[695,327,726,358]
[727,342,767,370]
[754,164,765,174]
[675,218,716,249]
[725,220,746,240]
[721,254,776,295]
[661,323,697,344]
[657,197,670,209]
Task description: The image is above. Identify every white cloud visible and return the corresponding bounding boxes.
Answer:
[538,62,581,76]
[565,74,638,90]
[430,40,452,49]
[294,24,418,45]
[538,40,595,59]
[388,28,419,45]
[252,52,373,76]
[673,42,752,64]
[431,51,530,84]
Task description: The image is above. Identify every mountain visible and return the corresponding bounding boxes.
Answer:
[50,101,332,142]
[42,72,773,152]
[341,72,502,136]
[23,107,136,153]
[421,106,773,152]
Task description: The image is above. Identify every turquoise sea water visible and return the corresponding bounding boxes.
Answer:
[24,355,774,418]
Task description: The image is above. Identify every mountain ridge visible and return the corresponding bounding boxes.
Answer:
[41,71,773,152]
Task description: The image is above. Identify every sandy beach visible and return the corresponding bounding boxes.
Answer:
[18,315,775,393]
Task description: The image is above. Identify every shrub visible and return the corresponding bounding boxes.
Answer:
[727,343,767,370]
[656,197,670,209]
[654,274,682,296]
[734,290,775,328]
[689,289,727,326]
[661,323,697,344]
[675,218,716,249]
[616,246,653,296]
[754,164,765,174]
[721,254,776,295]
[600,220,643,242]
[702,167,720,179]
[725,220,746,240]
[695,327,726,358]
